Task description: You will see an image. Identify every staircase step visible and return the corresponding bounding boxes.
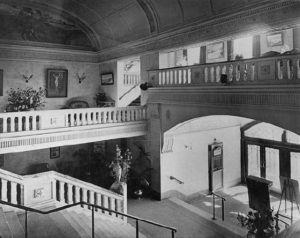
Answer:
[61,210,91,238]
[18,212,68,238]
[0,208,12,238]
[49,212,82,238]
[4,211,24,238]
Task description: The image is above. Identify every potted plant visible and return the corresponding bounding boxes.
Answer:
[109,145,132,195]
[6,87,46,111]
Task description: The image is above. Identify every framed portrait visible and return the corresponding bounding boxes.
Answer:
[207,42,225,60]
[266,32,283,47]
[46,69,68,97]
[101,73,114,85]
[50,147,60,159]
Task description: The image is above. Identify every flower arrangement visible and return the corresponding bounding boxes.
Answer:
[237,209,274,237]
[7,87,46,111]
[109,144,132,183]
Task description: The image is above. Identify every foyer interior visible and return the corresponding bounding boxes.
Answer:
[1,0,300,237]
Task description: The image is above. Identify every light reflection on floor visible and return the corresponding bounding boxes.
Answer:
[189,184,300,233]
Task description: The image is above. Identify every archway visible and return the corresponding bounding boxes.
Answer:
[160,115,300,200]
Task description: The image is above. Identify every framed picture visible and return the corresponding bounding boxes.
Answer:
[46,69,68,97]
[50,147,60,159]
[93,141,106,154]
[266,32,283,47]
[101,73,114,85]
[207,42,225,60]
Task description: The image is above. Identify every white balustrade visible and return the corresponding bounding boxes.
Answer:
[51,171,125,220]
[123,73,141,86]
[150,54,300,86]
[1,106,147,136]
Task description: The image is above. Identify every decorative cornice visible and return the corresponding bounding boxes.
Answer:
[146,84,300,109]
[0,42,99,63]
[96,0,300,62]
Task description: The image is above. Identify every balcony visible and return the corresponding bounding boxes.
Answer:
[0,106,147,154]
[148,53,300,87]
[147,54,300,134]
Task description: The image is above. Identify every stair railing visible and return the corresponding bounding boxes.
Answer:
[0,199,177,238]
[275,212,291,235]
[211,192,226,221]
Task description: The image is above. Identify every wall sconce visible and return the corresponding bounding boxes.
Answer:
[76,72,87,84]
[21,73,33,83]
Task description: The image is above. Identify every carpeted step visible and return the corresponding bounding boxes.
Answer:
[61,210,91,238]
[67,210,94,237]
[0,207,12,238]
[4,211,24,238]
[49,212,82,238]
[18,212,68,238]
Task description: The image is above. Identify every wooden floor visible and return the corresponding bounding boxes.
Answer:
[127,197,243,238]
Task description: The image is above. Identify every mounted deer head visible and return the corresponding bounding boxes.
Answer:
[22,73,33,83]
[76,72,86,84]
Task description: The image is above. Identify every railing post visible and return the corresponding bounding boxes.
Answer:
[136,220,139,238]
[212,193,216,220]
[275,213,279,235]
[92,206,95,238]
[222,199,225,221]
[25,210,28,238]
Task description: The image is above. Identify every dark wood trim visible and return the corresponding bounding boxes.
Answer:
[242,136,300,152]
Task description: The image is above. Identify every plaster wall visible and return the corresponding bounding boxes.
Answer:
[140,52,159,106]
[99,61,118,105]
[3,143,89,175]
[161,125,241,199]
[0,59,100,112]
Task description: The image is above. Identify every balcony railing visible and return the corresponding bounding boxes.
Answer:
[124,72,141,86]
[148,54,300,87]
[0,106,147,153]
[0,106,146,134]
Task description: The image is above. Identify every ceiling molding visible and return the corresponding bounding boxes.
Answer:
[136,0,159,33]
[96,0,300,62]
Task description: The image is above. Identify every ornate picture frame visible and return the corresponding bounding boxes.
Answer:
[46,69,68,98]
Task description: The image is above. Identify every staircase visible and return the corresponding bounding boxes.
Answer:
[0,206,147,238]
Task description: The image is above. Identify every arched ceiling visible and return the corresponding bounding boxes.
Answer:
[0,0,289,51]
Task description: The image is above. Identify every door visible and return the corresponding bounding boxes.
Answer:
[208,141,224,192]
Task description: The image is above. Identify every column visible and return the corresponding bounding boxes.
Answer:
[1,179,8,202]
[67,183,73,204]
[10,182,18,204]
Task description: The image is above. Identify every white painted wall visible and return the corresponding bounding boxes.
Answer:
[0,59,100,112]
[161,125,241,198]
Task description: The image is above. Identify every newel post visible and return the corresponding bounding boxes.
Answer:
[123,182,127,222]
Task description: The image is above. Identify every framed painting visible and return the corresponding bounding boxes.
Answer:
[101,73,114,85]
[267,32,283,47]
[46,69,68,97]
[50,147,60,159]
[207,42,225,60]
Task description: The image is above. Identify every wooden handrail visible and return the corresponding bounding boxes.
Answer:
[0,200,177,238]
[211,192,226,221]
[211,192,226,201]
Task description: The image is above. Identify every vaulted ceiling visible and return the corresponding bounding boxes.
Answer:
[0,0,296,52]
